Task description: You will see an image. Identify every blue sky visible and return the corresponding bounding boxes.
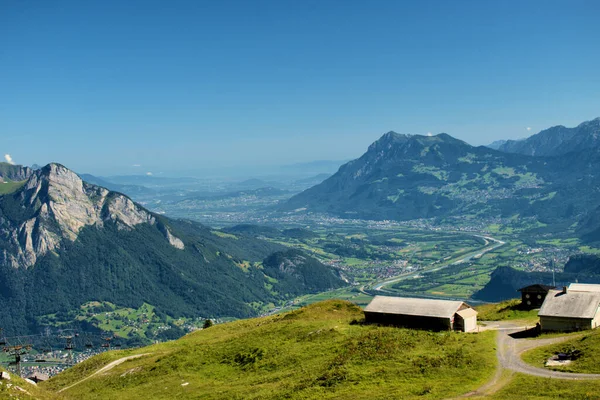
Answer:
[1,0,599,175]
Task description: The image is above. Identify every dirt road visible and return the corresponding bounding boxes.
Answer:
[453,322,600,399]
[58,353,150,393]
[496,325,600,380]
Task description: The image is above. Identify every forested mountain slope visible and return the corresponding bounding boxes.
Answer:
[0,164,344,337]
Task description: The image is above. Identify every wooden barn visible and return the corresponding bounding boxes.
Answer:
[364,296,478,332]
[518,284,555,309]
[538,287,600,331]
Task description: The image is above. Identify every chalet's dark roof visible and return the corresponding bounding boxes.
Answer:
[517,284,555,293]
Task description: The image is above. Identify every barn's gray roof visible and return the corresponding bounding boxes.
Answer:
[539,289,600,319]
[569,283,600,293]
[364,296,469,319]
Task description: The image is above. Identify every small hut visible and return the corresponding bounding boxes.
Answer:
[518,284,555,309]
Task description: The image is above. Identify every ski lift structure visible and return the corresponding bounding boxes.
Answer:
[3,343,32,377]
[0,328,130,375]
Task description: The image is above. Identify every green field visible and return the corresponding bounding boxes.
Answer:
[474,299,539,323]
[0,180,26,195]
[489,373,600,399]
[259,225,500,301]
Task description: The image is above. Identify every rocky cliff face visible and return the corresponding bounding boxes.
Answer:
[0,163,183,269]
[0,163,33,182]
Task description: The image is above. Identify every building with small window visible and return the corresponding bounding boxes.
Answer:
[517,284,554,309]
[364,295,478,332]
[538,286,600,331]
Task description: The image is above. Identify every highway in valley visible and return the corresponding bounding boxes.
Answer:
[369,234,506,293]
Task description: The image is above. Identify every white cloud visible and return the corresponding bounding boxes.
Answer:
[146,172,153,176]
[526,127,532,131]
[426,132,432,136]
[4,154,14,165]
[132,164,141,167]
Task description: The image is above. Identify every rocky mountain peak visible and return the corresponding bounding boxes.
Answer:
[365,132,469,166]
[1,163,184,269]
[579,117,600,127]
[497,117,600,156]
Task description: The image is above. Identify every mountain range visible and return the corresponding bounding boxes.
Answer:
[283,118,600,242]
[495,117,600,156]
[0,163,344,337]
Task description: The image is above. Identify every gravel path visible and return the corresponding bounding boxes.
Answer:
[497,327,600,380]
[58,353,150,393]
[452,322,600,399]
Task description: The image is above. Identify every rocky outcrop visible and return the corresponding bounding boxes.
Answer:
[0,163,184,268]
[0,163,33,182]
[164,228,185,250]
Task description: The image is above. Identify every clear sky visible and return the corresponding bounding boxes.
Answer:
[1,0,599,175]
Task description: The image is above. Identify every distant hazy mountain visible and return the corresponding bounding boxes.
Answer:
[0,164,344,336]
[234,178,284,190]
[179,186,289,203]
[496,117,600,156]
[79,173,156,196]
[293,173,332,187]
[486,139,509,150]
[282,128,600,226]
[280,160,346,175]
[105,174,199,186]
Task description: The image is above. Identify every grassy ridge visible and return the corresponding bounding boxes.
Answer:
[43,300,497,400]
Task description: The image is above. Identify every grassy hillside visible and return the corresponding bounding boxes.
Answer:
[43,300,497,400]
[489,374,600,399]
[0,367,60,399]
[522,329,600,373]
[0,180,26,195]
[475,299,539,322]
